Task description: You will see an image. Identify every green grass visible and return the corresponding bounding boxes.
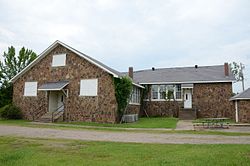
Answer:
[59,117,178,129]
[0,136,249,166]
[0,119,250,136]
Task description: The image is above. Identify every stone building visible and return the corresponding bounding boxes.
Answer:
[10,40,143,123]
[11,40,235,123]
[230,88,250,123]
[127,63,235,120]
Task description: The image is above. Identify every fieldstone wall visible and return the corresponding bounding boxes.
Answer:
[126,104,140,115]
[141,83,233,119]
[13,44,118,123]
[193,83,234,119]
[143,100,181,117]
[237,100,250,123]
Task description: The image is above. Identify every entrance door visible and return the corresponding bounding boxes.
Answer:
[57,92,64,111]
[49,91,64,112]
[184,90,192,108]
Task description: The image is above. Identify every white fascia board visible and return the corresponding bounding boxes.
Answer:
[229,98,250,101]
[132,82,145,89]
[10,40,119,83]
[139,80,234,85]
[57,41,119,78]
[10,41,59,83]
[38,89,62,91]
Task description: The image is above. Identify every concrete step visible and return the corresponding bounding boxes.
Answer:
[35,111,63,123]
[179,110,196,120]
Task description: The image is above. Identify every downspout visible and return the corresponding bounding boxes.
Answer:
[235,100,239,123]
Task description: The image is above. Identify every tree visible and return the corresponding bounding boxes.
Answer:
[0,46,37,107]
[230,62,245,91]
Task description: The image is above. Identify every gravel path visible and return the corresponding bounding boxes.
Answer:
[0,125,250,144]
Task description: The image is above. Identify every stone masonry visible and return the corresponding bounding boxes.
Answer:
[237,100,250,123]
[141,83,234,119]
[13,45,118,123]
[193,83,234,118]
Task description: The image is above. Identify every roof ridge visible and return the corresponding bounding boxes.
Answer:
[133,64,224,73]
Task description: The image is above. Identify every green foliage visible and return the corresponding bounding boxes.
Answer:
[0,104,22,119]
[0,84,12,108]
[230,62,244,81]
[0,46,37,107]
[0,46,37,84]
[113,77,133,116]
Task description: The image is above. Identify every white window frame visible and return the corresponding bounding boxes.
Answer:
[150,84,182,101]
[129,86,141,105]
[24,81,38,96]
[79,79,98,96]
[52,54,66,67]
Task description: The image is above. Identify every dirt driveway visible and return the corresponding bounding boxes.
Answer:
[0,125,250,144]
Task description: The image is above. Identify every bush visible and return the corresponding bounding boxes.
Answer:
[0,104,22,119]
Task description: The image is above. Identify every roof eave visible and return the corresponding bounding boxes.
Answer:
[139,80,234,85]
[10,40,120,83]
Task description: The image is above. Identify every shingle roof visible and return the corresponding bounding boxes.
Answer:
[230,88,250,100]
[10,40,144,88]
[38,81,69,91]
[129,65,235,84]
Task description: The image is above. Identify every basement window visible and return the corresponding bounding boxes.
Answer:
[52,54,66,67]
[80,79,98,96]
[24,82,37,96]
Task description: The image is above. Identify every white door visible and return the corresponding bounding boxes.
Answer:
[57,92,64,112]
[184,90,192,108]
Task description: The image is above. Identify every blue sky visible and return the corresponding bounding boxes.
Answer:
[0,0,249,92]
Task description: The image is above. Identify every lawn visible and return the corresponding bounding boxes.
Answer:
[0,136,249,166]
[59,117,178,129]
[0,119,250,136]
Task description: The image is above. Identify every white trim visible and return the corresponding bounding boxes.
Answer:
[235,100,239,123]
[139,80,234,85]
[144,99,183,102]
[129,103,141,105]
[38,89,62,91]
[230,98,250,101]
[10,40,119,82]
[37,82,69,91]
[132,82,144,89]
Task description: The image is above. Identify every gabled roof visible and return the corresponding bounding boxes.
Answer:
[10,40,144,88]
[230,88,250,101]
[130,65,235,84]
[10,40,121,82]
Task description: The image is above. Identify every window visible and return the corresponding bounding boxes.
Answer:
[80,79,98,96]
[130,86,141,104]
[24,82,37,96]
[159,85,166,99]
[175,84,182,99]
[150,84,182,100]
[52,54,66,67]
[151,85,158,99]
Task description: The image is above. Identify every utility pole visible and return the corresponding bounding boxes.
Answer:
[240,63,245,91]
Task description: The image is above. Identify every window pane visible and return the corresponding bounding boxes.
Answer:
[159,85,166,99]
[175,84,182,99]
[151,85,158,99]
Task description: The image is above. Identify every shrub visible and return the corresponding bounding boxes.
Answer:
[0,104,22,119]
[113,77,133,117]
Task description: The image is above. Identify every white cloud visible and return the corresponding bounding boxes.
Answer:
[0,0,249,91]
